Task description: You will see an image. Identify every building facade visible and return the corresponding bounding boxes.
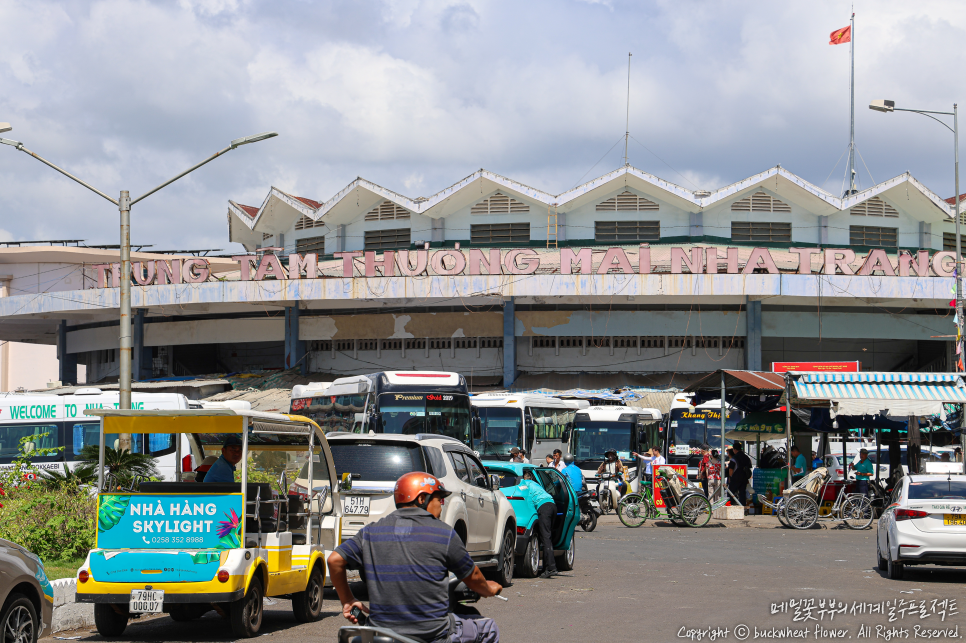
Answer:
[0,165,960,389]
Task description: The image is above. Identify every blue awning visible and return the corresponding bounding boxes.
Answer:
[792,372,966,416]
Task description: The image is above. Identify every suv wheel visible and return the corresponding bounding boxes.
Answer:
[485,526,515,587]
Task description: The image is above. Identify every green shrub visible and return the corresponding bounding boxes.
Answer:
[0,483,96,561]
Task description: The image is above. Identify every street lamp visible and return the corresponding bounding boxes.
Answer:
[870,99,961,458]
[0,125,278,433]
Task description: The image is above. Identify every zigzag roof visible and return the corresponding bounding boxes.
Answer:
[227,165,955,240]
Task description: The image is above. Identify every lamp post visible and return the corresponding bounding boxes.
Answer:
[870,99,961,454]
[0,127,277,430]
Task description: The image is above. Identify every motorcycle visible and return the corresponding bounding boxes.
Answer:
[577,488,601,532]
[596,472,626,514]
[338,576,504,643]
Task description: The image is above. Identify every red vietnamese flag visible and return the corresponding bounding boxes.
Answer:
[829,25,851,45]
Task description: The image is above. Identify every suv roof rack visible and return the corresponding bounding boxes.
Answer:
[415,433,463,443]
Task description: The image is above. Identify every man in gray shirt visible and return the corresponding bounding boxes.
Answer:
[328,472,502,642]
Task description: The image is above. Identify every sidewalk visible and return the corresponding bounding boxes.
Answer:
[596,513,787,529]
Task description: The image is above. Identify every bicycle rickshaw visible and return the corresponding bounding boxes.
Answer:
[75,409,344,638]
[617,466,714,528]
[762,466,873,530]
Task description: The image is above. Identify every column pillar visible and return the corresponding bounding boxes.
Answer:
[285,306,307,375]
[745,299,762,371]
[132,309,150,381]
[503,297,516,389]
[57,320,78,385]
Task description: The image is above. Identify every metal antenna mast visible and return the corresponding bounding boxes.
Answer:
[623,52,632,166]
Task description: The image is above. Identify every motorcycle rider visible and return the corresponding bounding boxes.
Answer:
[327,472,502,643]
[561,454,585,492]
[596,449,626,509]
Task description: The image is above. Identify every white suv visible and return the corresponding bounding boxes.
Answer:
[326,433,518,585]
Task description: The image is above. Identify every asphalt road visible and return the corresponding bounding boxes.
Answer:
[50,516,966,642]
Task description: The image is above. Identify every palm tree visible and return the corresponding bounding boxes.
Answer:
[76,445,160,484]
[39,462,95,490]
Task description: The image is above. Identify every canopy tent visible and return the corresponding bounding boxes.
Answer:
[726,411,811,441]
[791,372,966,417]
[684,370,786,412]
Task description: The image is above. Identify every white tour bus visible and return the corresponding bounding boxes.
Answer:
[0,388,191,481]
[470,394,584,464]
[571,405,664,491]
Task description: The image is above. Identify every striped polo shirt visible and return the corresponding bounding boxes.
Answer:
[334,506,476,641]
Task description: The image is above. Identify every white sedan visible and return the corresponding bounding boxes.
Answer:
[876,474,966,580]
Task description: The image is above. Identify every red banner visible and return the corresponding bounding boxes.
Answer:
[771,361,860,373]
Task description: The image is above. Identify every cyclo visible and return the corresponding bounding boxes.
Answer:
[761,466,873,530]
[618,465,714,528]
[75,409,343,638]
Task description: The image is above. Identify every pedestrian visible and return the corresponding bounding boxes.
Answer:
[509,447,528,463]
[552,449,565,471]
[543,455,554,468]
[520,469,559,578]
[956,447,963,463]
[848,448,874,496]
[811,451,823,469]
[789,445,806,481]
[727,442,752,507]
[697,444,711,496]
[707,449,722,495]
[630,446,665,481]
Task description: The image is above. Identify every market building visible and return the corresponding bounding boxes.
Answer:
[0,164,961,389]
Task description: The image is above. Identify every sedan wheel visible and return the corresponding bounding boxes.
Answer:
[2,596,37,643]
[517,534,540,578]
[886,540,904,581]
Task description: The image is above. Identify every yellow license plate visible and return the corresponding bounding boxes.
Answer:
[943,514,966,526]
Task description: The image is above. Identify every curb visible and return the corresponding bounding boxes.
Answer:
[50,578,94,633]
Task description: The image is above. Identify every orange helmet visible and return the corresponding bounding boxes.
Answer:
[394,472,452,507]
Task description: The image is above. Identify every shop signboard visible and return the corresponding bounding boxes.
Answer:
[96,493,244,550]
[771,361,860,373]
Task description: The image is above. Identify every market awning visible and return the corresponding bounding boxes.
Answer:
[791,372,966,416]
[684,370,786,412]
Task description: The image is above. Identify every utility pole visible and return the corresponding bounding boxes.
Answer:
[623,52,632,166]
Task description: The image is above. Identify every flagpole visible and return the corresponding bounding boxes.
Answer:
[847,10,856,196]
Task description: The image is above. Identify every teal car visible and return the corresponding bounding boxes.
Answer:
[481,461,578,577]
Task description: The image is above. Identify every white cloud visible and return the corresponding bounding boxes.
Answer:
[0,0,964,253]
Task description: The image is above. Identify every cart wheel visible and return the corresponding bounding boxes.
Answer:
[680,494,712,527]
[774,500,790,527]
[292,564,324,623]
[617,494,647,528]
[784,495,819,530]
[94,604,129,638]
[841,496,874,530]
[230,575,264,637]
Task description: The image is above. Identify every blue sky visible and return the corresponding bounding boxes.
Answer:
[0,0,963,252]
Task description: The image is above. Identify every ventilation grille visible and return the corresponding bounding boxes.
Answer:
[295,215,325,230]
[595,221,660,243]
[944,232,959,252]
[731,221,792,243]
[596,191,659,212]
[365,201,410,221]
[262,233,273,241]
[850,197,898,218]
[296,236,325,255]
[471,192,529,215]
[364,228,411,251]
[731,191,792,213]
[470,222,530,244]
[850,225,898,248]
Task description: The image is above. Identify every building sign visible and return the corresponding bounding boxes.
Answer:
[772,361,861,373]
[90,246,960,288]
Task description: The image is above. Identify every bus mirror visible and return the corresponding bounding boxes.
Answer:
[561,429,570,443]
[472,416,482,440]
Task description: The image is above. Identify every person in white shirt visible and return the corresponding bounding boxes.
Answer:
[631,446,666,477]
[552,449,565,471]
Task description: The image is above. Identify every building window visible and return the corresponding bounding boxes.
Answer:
[731,221,792,243]
[364,228,411,250]
[296,236,325,255]
[262,232,273,241]
[365,200,410,221]
[944,232,959,252]
[595,221,660,243]
[596,191,659,211]
[850,225,897,248]
[295,215,325,230]
[471,192,529,215]
[731,191,791,213]
[470,222,530,244]
[850,197,898,218]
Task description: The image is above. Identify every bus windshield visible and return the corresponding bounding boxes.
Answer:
[669,408,741,451]
[377,393,472,443]
[571,421,634,460]
[475,407,523,456]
